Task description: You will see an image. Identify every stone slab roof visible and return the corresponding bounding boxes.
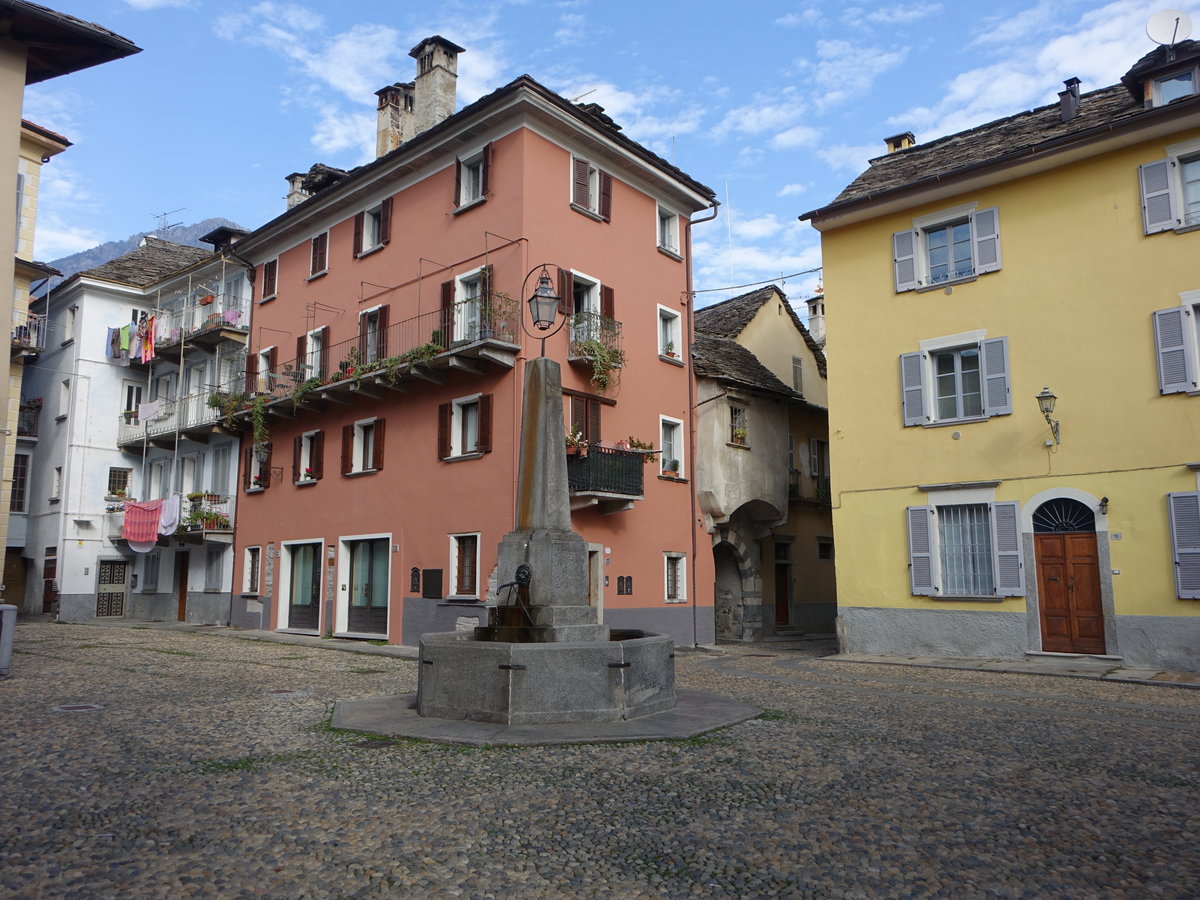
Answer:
[695,285,827,378]
[692,333,794,397]
[2,0,141,85]
[80,237,210,288]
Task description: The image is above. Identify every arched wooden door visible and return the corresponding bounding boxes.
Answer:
[1033,498,1105,654]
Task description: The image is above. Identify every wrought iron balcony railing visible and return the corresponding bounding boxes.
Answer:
[567,445,644,497]
[17,401,40,437]
[11,310,46,354]
[154,292,250,349]
[117,379,243,444]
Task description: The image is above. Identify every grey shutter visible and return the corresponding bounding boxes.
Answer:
[981,336,1011,416]
[892,230,917,292]
[906,506,936,596]
[972,207,1001,274]
[572,158,590,207]
[899,351,926,426]
[1139,159,1177,234]
[1153,307,1195,394]
[1168,492,1200,599]
[990,501,1024,596]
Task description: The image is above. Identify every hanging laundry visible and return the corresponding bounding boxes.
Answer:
[142,314,156,362]
[122,498,163,545]
[119,324,131,352]
[158,493,181,536]
[137,400,161,421]
[127,540,158,554]
[105,327,119,358]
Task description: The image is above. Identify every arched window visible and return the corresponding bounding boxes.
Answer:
[1032,498,1096,534]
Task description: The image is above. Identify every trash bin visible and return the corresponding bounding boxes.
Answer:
[0,604,16,678]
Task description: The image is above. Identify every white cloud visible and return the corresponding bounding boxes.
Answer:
[123,0,192,8]
[712,95,807,140]
[775,8,821,27]
[32,165,104,259]
[816,142,879,174]
[777,183,808,197]
[734,215,785,240]
[20,85,83,139]
[310,106,374,159]
[554,13,589,46]
[866,3,941,24]
[810,39,908,109]
[770,125,821,150]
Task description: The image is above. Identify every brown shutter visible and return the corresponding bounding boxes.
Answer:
[357,311,369,356]
[319,326,330,379]
[292,436,302,483]
[243,447,253,491]
[599,172,612,221]
[572,157,590,207]
[373,417,385,471]
[353,212,364,256]
[478,394,493,454]
[341,424,353,475]
[296,335,306,371]
[439,280,454,347]
[588,399,601,444]
[454,158,463,207]
[262,260,277,299]
[437,402,451,459]
[557,269,572,317]
[481,142,492,197]
[262,444,272,491]
[268,346,278,371]
[480,265,493,332]
[379,197,392,244]
[377,304,390,357]
[570,396,585,435]
[312,430,324,479]
[245,353,258,395]
[600,285,614,321]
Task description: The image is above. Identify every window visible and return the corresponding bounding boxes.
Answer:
[900,334,1010,426]
[244,546,262,595]
[243,443,271,491]
[809,439,829,500]
[729,406,748,444]
[1168,493,1200,599]
[309,231,328,276]
[143,551,159,593]
[343,418,384,474]
[1153,67,1197,106]
[65,306,77,344]
[122,382,143,423]
[892,205,1000,291]
[451,267,491,343]
[51,466,62,502]
[571,156,612,221]
[358,306,389,363]
[660,417,683,476]
[293,430,324,483]
[10,453,29,512]
[438,394,492,459]
[664,552,687,603]
[566,394,602,447]
[451,533,480,597]
[260,259,278,301]
[210,444,231,496]
[107,467,131,498]
[563,270,614,345]
[58,379,70,418]
[792,356,803,392]
[353,198,392,255]
[455,143,491,208]
[205,547,223,591]
[175,455,201,496]
[818,538,834,560]
[658,306,681,358]
[297,327,329,380]
[1154,294,1200,394]
[1140,145,1200,233]
[657,206,680,255]
[906,501,1024,597]
[251,347,277,394]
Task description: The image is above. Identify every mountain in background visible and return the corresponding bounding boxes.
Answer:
[40,217,246,293]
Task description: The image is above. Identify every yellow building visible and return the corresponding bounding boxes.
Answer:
[801,41,1200,671]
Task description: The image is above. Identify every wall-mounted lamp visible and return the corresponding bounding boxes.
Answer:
[1036,386,1061,445]
[1098,496,1109,515]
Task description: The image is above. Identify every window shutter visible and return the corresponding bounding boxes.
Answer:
[454,157,463,208]
[292,435,302,483]
[439,281,454,348]
[479,266,494,332]
[558,269,573,316]
[379,197,392,244]
[341,425,353,475]
[377,304,390,357]
[243,447,253,491]
[570,396,585,435]
[437,402,451,459]
[478,394,493,454]
[892,230,917,292]
[572,157,590,207]
[373,418,386,470]
[980,336,1011,416]
[588,398,601,443]
[1168,492,1200,599]
[245,353,258,395]
[972,207,1001,274]
[990,501,1024,596]
[353,211,364,256]
[268,347,277,372]
[899,351,926,426]
[358,311,369,356]
[1153,307,1195,394]
[1139,159,1177,234]
[312,233,327,274]
[296,335,306,370]
[318,326,330,379]
[481,142,492,197]
[261,444,272,491]
[600,285,614,321]
[906,506,936,595]
[599,172,613,221]
[262,260,277,299]
[312,430,324,479]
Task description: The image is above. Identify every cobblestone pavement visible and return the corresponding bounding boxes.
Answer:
[3,621,1199,899]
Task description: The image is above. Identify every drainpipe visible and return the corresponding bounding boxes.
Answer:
[682,200,719,646]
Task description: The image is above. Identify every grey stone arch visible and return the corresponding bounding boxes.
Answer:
[712,499,781,642]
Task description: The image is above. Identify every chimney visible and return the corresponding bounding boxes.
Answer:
[884,131,915,154]
[409,36,465,137]
[805,289,826,349]
[285,172,309,209]
[376,82,415,157]
[1058,77,1082,122]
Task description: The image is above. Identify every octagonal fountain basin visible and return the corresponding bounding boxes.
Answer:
[416,629,676,725]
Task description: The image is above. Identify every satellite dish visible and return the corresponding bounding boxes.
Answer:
[1146,10,1193,45]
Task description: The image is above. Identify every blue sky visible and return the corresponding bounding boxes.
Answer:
[22,0,1200,303]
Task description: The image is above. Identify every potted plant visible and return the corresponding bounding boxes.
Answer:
[198,293,214,306]
[300,467,315,482]
[565,423,587,456]
[663,340,677,358]
[662,458,680,477]
[731,427,748,445]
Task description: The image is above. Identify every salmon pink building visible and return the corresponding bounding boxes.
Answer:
[226,38,718,645]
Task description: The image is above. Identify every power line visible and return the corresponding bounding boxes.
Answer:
[693,266,823,295]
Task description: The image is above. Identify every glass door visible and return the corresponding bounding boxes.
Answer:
[347,539,389,634]
[288,543,321,630]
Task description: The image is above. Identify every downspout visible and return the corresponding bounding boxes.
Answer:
[682,200,719,646]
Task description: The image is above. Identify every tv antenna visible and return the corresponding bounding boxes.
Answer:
[1146,10,1192,46]
[151,208,185,238]
[570,88,596,104]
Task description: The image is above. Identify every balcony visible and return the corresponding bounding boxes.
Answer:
[17,401,40,439]
[155,293,250,353]
[177,494,233,544]
[12,310,47,358]
[789,469,831,508]
[116,381,241,449]
[567,445,645,515]
[567,312,623,393]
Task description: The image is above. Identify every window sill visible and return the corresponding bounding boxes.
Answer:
[446,595,481,603]
[48,497,60,504]
[294,479,318,487]
[659,353,684,366]
[240,592,260,598]
[658,474,687,483]
[569,202,606,222]
[452,197,486,216]
[355,244,384,260]
[60,338,74,347]
[344,468,379,478]
[257,294,277,306]
[726,441,750,450]
[306,270,328,282]
[55,414,67,423]
[442,452,484,463]
[245,487,265,494]
[657,245,683,262]
[914,274,979,293]
[1174,222,1200,235]
[926,594,1011,602]
[921,416,989,429]
[664,598,688,604]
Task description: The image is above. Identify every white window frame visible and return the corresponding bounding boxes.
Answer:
[892,202,1001,292]
[148,458,168,500]
[659,415,684,476]
[450,393,482,457]
[142,551,160,594]
[663,551,687,603]
[303,329,324,378]
[275,538,324,631]
[657,305,681,358]
[458,148,487,207]
[359,306,385,363]
[571,156,601,214]
[260,258,278,301]
[906,487,1024,598]
[11,452,30,513]
[247,447,267,491]
[243,545,262,595]
[569,269,601,343]
[1153,66,1198,106]
[51,466,62,502]
[657,206,680,256]
[58,378,70,418]
[362,202,387,253]
[900,330,1011,427]
[351,418,378,473]
[1153,289,1200,395]
[175,454,201,496]
[256,347,275,393]
[792,356,803,392]
[298,430,319,481]
[210,444,231,496]
[449,532,481,599]
[1140,137,1200,233]
[453,266,486,343]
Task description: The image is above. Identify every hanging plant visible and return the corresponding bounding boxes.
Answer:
[250,395,269,446]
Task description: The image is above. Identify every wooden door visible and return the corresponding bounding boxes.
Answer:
[1036,532,1105,654]
[96,561,127,618]
[774,562,790,626]
[176,551,189,621]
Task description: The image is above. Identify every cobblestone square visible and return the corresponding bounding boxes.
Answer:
[2,621,1198,899]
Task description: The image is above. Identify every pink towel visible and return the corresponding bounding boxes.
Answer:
[122,499,163,543]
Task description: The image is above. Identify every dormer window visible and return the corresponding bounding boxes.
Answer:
[1154,67,1198,105]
